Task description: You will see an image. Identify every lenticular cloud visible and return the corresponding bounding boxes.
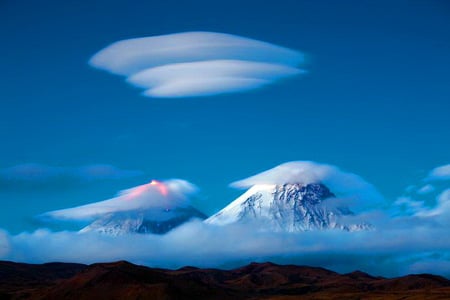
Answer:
[39,179,198,221]
[230,161,385,212]
[90,32,304,98]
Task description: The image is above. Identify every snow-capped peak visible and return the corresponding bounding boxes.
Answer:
[206,183,371,232]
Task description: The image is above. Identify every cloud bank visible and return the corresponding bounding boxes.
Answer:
[231,161,385,212]
[90,32,304,97]
[39,179,198,222]
[2,215,450,278]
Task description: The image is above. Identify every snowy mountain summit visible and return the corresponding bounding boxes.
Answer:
[39,179,205,236]
[206,183,371,232]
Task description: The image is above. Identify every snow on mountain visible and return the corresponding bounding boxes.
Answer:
[80,206,206,236]
[205,183,371,232]
[38,179,204,236]
[230,161,384,213]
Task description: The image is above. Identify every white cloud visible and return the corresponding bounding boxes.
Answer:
[89,32,304,98]
[393,196,426,215]
[127,60,302,97]
[416,184,435,195]
[230,161,385,212]
[143,77,269,98]
[427,164,450,181]
[39,179,198,222]
[415,189,450,218]
[393,164,450,216]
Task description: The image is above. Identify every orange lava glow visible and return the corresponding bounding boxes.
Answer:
[150,180,168,196]
[125,180,169,200]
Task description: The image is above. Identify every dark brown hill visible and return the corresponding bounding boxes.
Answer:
[0,260,449,299]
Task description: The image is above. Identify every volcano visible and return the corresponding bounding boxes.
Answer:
[206,183,371,232]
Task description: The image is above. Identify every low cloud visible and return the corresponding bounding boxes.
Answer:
[39,179,198,222]
[0,163,143,185]
[230,161,385,212]
[2,213,450,278]
[90,32,304,98]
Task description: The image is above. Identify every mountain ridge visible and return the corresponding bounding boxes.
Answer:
[1,260,449,299]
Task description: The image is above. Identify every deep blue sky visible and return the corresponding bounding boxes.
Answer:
[1,0,449,233]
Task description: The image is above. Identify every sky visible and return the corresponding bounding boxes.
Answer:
[1,0,450,238]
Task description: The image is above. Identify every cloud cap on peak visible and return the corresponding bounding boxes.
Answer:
[89,31,305,98]
[39,179,198,222]
[231,161,385,212]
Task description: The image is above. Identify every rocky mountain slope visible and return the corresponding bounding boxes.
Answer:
[80,206,206,235]
[206,183,370,232]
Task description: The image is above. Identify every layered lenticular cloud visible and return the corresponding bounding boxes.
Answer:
[230,161,385,212]
[90,32,304,98]
[39,179,198,222]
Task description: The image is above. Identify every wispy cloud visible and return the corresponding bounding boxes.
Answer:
[90,32,304,98]
[416,184,435,195]
[427,164,450,181]
[0,163,143,185]
[415,189,450,218]
[394,163,450,215]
